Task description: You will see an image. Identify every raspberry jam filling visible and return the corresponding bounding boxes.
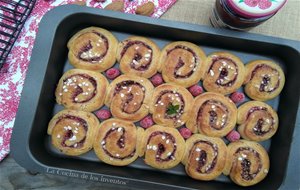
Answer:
[247,107,274,136]
[114,80,145,114]
[197,100,229,130]
[63,74,97,103]
[77,32,109,63]
[251,64,280,92]
[189,140,218,174]
[147,131,176,162]
[167,45,198,79]
[102,127,136,160]
[208,57,238,87]
[56,115,88,148]
[120,41,153,71]
[235,147,262,181]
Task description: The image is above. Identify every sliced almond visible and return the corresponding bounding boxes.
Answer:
[136,2,155,16]
[104,0,124,12]
[72,0,86,6]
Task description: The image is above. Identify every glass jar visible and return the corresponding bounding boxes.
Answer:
[210,0,287,31]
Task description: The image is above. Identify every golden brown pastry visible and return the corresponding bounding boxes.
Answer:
[47,109,99,156]
[55,69,108,112]
[105,74,154,122]
[186,92,237,137]
[237,101,279,142]
[93,118,142,166]
[149,83,194,128]
[138,125,185,169]
[116,36,161,78]
[203,52,245,95]
[67,27,118,72]
[182,134,227,181]
[159,41,206,88]
[244,60,285,101]
[223,140,270,187]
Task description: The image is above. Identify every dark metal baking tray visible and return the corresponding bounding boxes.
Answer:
[11,5,300,190]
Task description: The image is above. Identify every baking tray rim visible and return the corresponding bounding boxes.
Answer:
[10,4,300,190]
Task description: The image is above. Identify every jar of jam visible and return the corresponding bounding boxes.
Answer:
[210,0,287,30]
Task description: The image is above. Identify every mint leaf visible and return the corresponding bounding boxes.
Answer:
[239,0,244,2]
[167,104,180,115]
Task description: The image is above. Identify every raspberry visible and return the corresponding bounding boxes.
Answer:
[226,130,240,142]
[188,84,203,97]
[244,0,260,7]
[106,68,120,80]
[150,73,164,87]
[230,92,245,104]
[95,0,106,2]
[95,109,111,120]
[258,0,272,9]
[140,115,154,129]
[179,128,192,139]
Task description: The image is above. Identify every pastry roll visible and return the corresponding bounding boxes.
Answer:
[55,69,108,112]
[244,60,285,101]
[186,92,237,137]
[68,27,118,72]
[203,52,245,95]
[149,83,194,128]
[223,140,270,186]
[139,125,185,169]
[237,101,279,141]
[93,118,142,166]
[160,41,206,88]
[182,134,227,181]
[47,109,99,156]
[105,74,154,122]
[116,36,161,78]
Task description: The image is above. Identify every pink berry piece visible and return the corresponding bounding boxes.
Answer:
[179,128,192,139]
[105,68,120,80]
[230,92,245,104]
[244,0,259,7]
[226,130,240,142]
[188,84,203,97]
[140,115,154,129]
[95,109,111,120]
[258,0,272,9]
[150,73,164,87]
[94,0,106,2]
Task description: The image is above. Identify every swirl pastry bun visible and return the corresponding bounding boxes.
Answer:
[182,134,227,181]
[105,74,154,122]
[47,109,99,156]
[244,60,285,101]
[55,69,108,112]
[68,27,118,72]
[160,41,206,88]
[186,92,237,137]
[203,52,245,95]
[116,36,161,78]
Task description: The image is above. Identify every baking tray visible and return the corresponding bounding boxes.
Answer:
[10,5,300,190]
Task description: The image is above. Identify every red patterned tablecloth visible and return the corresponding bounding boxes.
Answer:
[0,0,176,161]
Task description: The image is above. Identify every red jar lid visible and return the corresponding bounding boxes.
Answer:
[227,0,287,18]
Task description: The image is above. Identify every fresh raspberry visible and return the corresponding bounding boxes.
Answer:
[150,73,164,87]
[230,92,245,104]
[95,109,111,120]
[105,68,120,80]
[226,130,240,142]
[258,0,272,9]
[140,115,154,129]
[244,0,260,7]
[179,128,192,139]
[188,84,203,97]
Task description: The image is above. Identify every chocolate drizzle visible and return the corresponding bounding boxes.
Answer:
[167,45,198,79]
[147,131,176,162]
[113,80,145,114]
[197,100,228,130]
[56,115,88,148]
[120,41,153,71]
[247,107,274,136]
[77,32,109,63]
